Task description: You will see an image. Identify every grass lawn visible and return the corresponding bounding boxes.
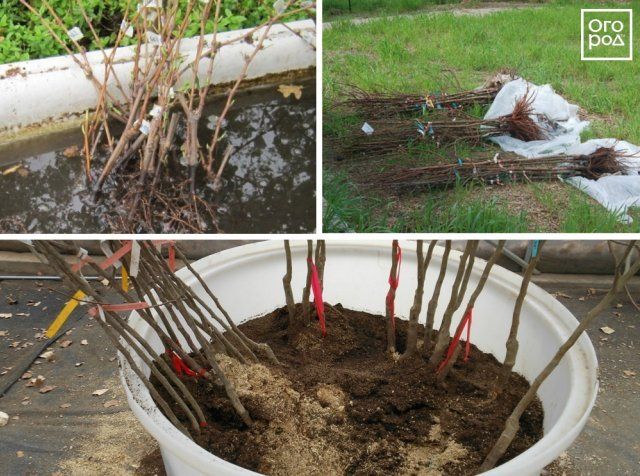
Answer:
[323,1,640,232]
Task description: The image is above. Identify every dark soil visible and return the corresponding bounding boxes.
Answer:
[151,304,544,475]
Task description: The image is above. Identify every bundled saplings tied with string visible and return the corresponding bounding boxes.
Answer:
[29,240,280,434]
[340,93,547,158]
[338,84,501,118]
[20,0,315,233]
[365,147,629,190]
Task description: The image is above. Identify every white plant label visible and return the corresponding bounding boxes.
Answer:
[150,104,163,118]
[274,0,286,15]
[138,0,162,9]
[129,241,141,277]
[362,122,374,136]
[67,27,84,42]
[120,20,134,38]
[140,120,151,136]
[145,31,162,46]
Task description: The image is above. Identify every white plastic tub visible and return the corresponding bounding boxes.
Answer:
[0,19,315,143]
[120,240,598,476]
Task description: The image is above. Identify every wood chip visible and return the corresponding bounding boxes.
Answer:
[600,326,615,335]
[92,388,109,396]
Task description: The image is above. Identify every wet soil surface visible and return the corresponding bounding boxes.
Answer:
[0,77,315,233]
[152,304,543,475]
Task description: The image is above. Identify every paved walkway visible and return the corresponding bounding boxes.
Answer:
[0,272,638,475]
[323,2,540,29]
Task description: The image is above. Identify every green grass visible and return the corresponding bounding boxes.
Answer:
[323,1,640,232]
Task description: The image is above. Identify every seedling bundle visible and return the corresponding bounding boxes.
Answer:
[368,147,628,190]
[20,0,315,232]
[336,78,630,191]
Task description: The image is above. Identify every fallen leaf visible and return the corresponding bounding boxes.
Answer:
[16,451,24,458]
[26,375,46,388]
[623,370,636,378]
[6,296,17,305]
[554,292,572,299]
[39,385,56,394]
[0,412,8,427]
[278,84,303,100]
[60,403,71,409]
[62,145,80,158]
[586,288,597,295]
[92,388,109,396]
[20,372,32,380]
[39,351,55,361]
[0,330,8,336]
[103,400,119,408]
[615,303,623,308]
[2,164,24,175]
[60,340,73,348]
[600,326,615,335]
[81,339,88,346]
[16,167,29,178]
[75,362,83,367]
[0,313,12,319]
[15,313,30,317]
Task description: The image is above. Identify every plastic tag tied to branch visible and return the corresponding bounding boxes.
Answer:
[436,307,474,374]
[308,258,326,337]
[386,244,402,330]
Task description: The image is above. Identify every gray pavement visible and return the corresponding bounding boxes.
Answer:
[0,270,638,475]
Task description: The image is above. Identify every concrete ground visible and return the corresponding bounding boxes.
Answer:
[0,270,638,475]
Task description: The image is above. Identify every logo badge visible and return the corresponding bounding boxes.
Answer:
[581,9,633,61]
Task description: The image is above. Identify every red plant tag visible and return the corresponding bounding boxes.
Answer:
[88,301,150,318]
[100,241,133,271]
[308,258,326,337]
[167,349,197,378]
[437,307,473,374]
[385,244,402,330]
[168,242,176,272]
